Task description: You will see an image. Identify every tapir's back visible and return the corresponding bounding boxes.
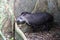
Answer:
[27,12,53,26]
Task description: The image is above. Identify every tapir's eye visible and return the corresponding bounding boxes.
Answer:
[20,17,22,19]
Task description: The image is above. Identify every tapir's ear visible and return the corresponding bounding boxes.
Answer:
[21,12,31,16]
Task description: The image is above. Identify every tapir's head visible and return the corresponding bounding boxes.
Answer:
[16,12,31,25]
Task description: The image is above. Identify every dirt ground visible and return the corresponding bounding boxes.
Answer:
[24,23,60,40]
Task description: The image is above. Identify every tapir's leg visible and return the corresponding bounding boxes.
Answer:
[31,25,41,32]
[43,23,52,31]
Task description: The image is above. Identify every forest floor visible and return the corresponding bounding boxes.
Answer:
[25,23,60,40]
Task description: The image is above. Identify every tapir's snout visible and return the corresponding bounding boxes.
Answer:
[16,20,20,25]
[16,18,25,25]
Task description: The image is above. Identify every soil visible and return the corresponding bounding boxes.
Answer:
[24,23,60,40]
